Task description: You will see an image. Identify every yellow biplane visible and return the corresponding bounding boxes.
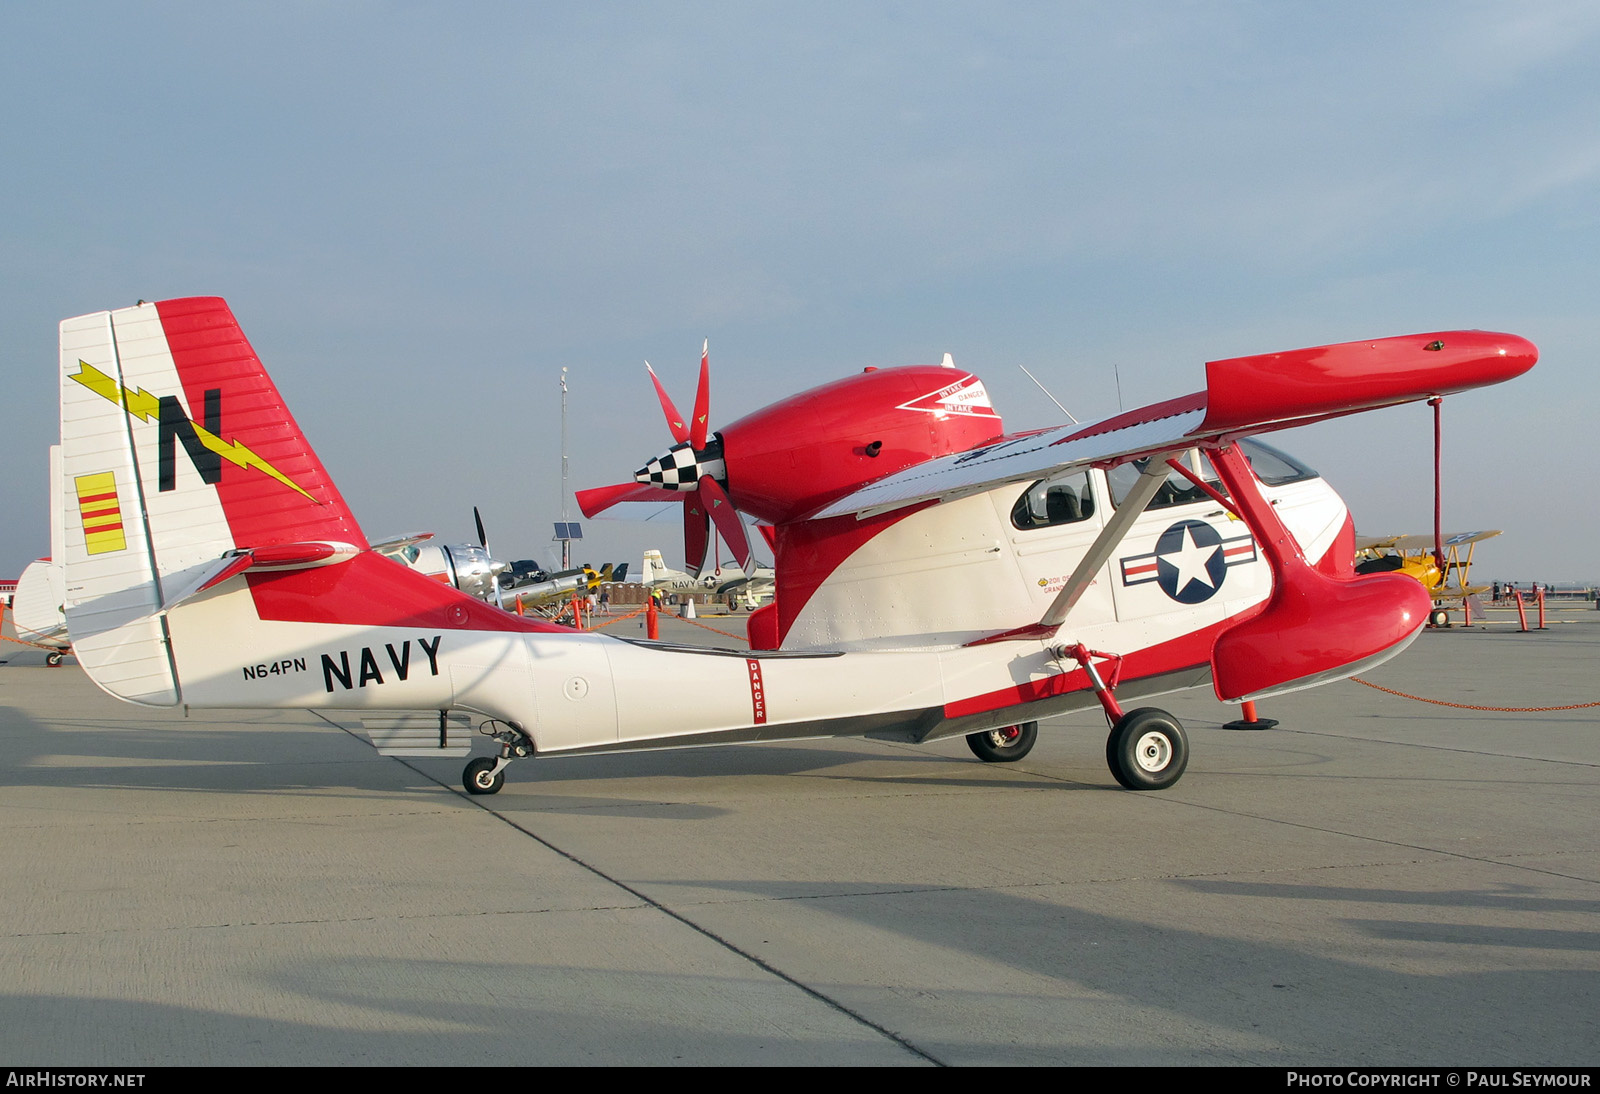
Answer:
[1354,530,1501,626]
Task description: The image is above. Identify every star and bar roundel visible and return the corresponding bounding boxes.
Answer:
[1120,519,1257,604]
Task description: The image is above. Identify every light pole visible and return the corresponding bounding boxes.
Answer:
[560,366,570,570]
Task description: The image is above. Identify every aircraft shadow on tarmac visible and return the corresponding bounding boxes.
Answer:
[543,877,1598,1064]
[0,978,918,1067]
[1180,878,1600,920]
[4,882,1593,1065]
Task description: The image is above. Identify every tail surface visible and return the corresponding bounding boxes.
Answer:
[59,299,366,702]
[642,549,666,584]
[59,297,553,708]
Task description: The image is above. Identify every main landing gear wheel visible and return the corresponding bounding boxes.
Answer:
[1105,708,1189,791]
[1429,608,1451,628]
[966,721,1038,763]
[463,756,506,796]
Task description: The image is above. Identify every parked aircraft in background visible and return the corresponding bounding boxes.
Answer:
[503,562,628,613]
[10,446,70,664]
[10,557,69,664]
[52,298,1533,796]
[638,549,774,609]
[1355,529,1501,626]
[373,532,507,604]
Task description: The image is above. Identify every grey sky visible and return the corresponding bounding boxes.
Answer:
[3,2,1596,581]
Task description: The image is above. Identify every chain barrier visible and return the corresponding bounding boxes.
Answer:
[0,604,60,652]
[561,601,746,643]
[582,604,650,631]
[668,613,750,644]
[1349,676,1600,712]
[2,633,61,651]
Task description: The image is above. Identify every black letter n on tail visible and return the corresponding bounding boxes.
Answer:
[159,388,222,491]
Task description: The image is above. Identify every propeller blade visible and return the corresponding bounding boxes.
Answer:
[690,339,711,450]
[697,476,753,570]
[474,506,489,551]
[576,481,676,519]
[645,362,691,444]
[683,491,711,577]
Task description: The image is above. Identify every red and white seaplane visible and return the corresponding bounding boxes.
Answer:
[55,299,1534,794]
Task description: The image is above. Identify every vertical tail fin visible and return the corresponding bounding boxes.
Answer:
[642,549,665,584]
[59,297,366,704]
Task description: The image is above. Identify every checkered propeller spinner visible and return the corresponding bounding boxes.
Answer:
[631,342,752,575]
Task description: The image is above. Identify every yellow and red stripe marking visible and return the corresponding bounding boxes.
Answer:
[75,472,127,554]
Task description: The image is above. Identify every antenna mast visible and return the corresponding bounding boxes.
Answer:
[560,366,570,569]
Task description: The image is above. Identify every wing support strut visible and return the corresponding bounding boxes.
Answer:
[1040,460,1170,628]
[965,458,1172,646]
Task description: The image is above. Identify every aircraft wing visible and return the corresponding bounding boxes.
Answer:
[815,396,1206,520]
[815,331,1534,521]
[369,532,436,555]
[1355,530,1502,552]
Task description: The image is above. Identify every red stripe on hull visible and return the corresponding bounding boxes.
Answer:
[943,616,1234,718]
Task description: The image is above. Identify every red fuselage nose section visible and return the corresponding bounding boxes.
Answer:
[716,366,1004,524]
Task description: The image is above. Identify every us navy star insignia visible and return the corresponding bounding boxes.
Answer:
[1119,519,1258,604]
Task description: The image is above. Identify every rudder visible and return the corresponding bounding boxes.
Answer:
[59,298,367,704]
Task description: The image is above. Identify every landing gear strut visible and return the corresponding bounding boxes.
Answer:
[461,721,535,795]
[1053,642,1189,791]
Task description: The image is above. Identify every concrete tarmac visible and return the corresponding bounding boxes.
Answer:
[1,606,1596,1066]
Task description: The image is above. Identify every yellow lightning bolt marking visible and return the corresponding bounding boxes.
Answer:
[69,361,317,502]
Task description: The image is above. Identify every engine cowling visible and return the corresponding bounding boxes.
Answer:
[717,366,1004,524]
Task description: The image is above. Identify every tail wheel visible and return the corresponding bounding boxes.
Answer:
[463,757,506,796]
[1105,708,1188,791]
[966,721,1038,763]
[45,652,64,667]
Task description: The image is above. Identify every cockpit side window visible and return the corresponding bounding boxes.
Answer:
[1106,449,1220,511]
[1105,439,1319,511]
[1012,468,1096,530]
[1239,437,1317,485]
